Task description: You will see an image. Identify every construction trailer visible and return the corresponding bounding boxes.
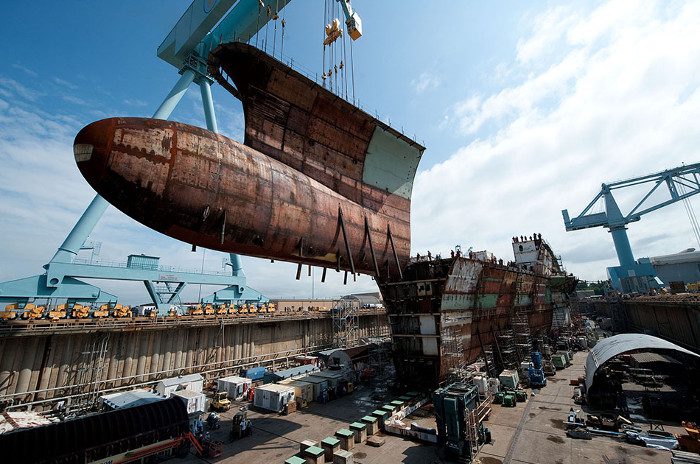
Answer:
[172,389,207,415]
[253,384,295,412]
[155,373,204,397]
[217,375,252,400]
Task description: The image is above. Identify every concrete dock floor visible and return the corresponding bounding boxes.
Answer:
[475,351,683,464]
[182,351,683,463]
[182,388,439,464]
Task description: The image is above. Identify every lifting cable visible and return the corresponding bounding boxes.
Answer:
[349,33,355,103]
[280,0,286,58]
[342,22,348,100]
[322,0,327,88]
[679,182,700,247]
[272,0,278,58]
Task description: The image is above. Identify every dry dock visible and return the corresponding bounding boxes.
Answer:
[170,350,686,464]
[477,351,683,464]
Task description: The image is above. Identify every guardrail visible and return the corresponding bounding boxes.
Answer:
[0,309,388,337]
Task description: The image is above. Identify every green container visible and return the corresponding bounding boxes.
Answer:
[515,390,527,402]
[502,394,516,407]
[552,354,567,369]
[493,392,504,404]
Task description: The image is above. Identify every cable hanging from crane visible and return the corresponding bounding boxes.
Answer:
[321,0,357,100]
[679,182,700,248]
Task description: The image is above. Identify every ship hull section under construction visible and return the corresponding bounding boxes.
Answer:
[380,238,576,388]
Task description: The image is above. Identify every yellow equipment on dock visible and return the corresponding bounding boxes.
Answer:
[112,304,131,318]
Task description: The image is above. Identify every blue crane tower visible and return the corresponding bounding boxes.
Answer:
[0,0,363,312]
[562,163,700,292]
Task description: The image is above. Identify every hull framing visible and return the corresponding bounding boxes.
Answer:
[380,242,576,388]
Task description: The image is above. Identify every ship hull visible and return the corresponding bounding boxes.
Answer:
[74,117,408,277]
[379,254,576,388]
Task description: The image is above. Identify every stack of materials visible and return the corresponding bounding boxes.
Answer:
[672,450,700,463]
[498,370,519,389]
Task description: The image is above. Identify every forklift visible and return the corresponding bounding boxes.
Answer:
[230,407,253,441]
[211,391,231,412]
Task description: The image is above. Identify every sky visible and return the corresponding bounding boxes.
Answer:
[1,0,699,304]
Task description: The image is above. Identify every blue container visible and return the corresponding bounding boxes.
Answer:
[244,366,267,381]
[530,351,542,370]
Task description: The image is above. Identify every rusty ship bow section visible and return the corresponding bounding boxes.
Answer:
[209,42,424,280]
[75,43,425,280]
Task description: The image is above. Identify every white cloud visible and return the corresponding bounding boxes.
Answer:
[415,0,700,281]
[411,72,441,94]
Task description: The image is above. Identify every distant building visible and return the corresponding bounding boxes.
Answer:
[341,292,383,309]
[650,249,700,285]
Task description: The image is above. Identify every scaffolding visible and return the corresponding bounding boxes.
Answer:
[332,298,358,348]
[512,276,533,364]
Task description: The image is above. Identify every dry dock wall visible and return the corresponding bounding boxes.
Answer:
[581,297,700,352]
[0,312,388,408]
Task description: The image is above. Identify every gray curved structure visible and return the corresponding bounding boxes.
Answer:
[585,333,700,391]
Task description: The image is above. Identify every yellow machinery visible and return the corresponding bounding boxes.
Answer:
[258,303,267,314]
[228,304,238,315]
[112,304,131,318]
[203,303,215,316]
[216,304,228,316]
[267,302,276,314]
[1,303,19,320]
[239,303,248,315]
[687,282,700,293]
[71,304,90,319]
[93,304,111,318]
[188,304,204,316]
[248,304,257,314]
[168,307,179,317]
[49,303,68,320]
[22,303,45,320]
[211,392,231,412]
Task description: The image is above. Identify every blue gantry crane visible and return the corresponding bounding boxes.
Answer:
[562,163,700,292]
[0,0,363,312]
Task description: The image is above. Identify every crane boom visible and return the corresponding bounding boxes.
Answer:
[562,162,700,291]
[563,163,700,231]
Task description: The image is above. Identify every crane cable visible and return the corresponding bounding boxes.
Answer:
[272,0,278,58]
[678,182,700,248]
[280,0,286,58]
[322,0,327,88]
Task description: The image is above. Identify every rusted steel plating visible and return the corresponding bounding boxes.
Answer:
[74,118,411,281]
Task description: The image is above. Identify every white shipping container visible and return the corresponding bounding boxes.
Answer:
[253,384,295,412]
[488,378,500,394]
[217,375,252,400]
[155,374,204,397]
[172,390,206,414]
